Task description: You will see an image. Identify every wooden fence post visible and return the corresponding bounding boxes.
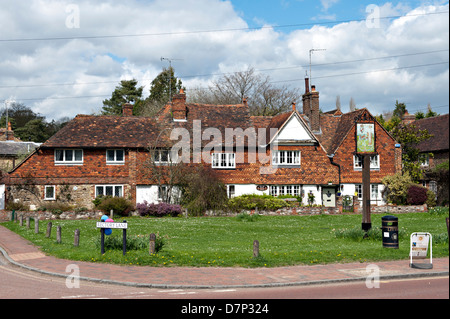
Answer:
[149,233,156,255]
[46,222,52,238]
[26,217,30,229]
[57,226,62,243]
[253,240,260,258]
[74,229,80,247]
[19,215,23,226]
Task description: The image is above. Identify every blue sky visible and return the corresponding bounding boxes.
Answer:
[0,0,448,120]
[231,0,427,29]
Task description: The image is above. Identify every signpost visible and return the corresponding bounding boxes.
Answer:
[410,232,433,269]
[96,220,127,255]
[355,112,377,231]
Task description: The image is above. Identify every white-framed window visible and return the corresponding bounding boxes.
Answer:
[272,151,300,166]
[355,184,362,200]
[227,185,235,198]
[55,149,83,165]
[371,184,379,200]
[95,185,123,198]
[44,185,55,200]
[270,185,301,197]
[212,153,235,169]
[106,149,124,164]
[153,149,176,164]
[354,155,379,170]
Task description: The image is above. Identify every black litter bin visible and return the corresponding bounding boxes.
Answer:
[382,215,398,248]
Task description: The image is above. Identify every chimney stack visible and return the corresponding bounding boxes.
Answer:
[302,78,320,133]
[122,103,133,116]
[171,88,187,121]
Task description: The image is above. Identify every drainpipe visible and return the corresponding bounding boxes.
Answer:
[327,154,341,192]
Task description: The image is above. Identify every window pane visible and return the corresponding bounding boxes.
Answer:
[65,150,73,161]
[105,186,113,196]
[45,186,54,199]
[294,151,300,164]
[228,153,235,167]
[114,186,123,197]
[96,186,104,197]
[270,186,277,196]
[279,151,285,164]
[161,150,169,162]
[286,151,292,164]
[55,150,64,162]
[107,150,115,161]
[74,150,82,161]
[116,150,124,162]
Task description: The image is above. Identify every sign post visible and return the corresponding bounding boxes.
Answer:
[355,114,376,232]
[410,232,433,269]
[96,220,128,255]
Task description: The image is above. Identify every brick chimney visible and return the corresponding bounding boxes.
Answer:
[122,103,133,116]
[171,89,187,121]
[302,78,320,133]
[5,122,14,140]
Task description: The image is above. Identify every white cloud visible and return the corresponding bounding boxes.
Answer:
[0,0,448,121]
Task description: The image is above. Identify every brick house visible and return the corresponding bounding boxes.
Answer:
[3,78,401,210]
[411,114,449,204]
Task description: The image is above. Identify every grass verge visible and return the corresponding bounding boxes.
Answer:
[2,210,448,268]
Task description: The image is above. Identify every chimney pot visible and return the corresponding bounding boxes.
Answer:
[292,102,296,112]
[122,103,133,116]
[311,85,316,92]
[305,77,310,94]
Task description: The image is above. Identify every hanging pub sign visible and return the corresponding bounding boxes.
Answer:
[356,123,375,153]
[355,110,376,155]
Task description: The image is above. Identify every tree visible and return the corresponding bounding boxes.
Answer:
[0,102,44,129]
[425,103,438,118]
[14,118,51,142]
[390,121,433,181]
[349,97,356,112]
[137,67,184,117]
[102,79,144,115]
[189,67,301,116]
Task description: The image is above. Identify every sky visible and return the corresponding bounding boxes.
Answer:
[0,0,448,122]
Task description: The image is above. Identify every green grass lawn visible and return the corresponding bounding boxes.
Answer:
[2,210,448,268]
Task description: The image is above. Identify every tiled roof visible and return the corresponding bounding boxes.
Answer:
[413,114,449,152]
[41,101,391,157]
[42,115,162,149]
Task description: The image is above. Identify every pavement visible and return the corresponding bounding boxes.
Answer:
[0,224,448,289]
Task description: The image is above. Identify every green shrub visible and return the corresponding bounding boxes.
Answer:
[425,190,437,207]
[95,196,134,217]
[382,172,414,205]
[227,194,290,212]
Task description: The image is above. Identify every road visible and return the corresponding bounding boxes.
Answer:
[1,254,448,300]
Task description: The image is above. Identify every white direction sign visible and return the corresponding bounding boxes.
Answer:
[96,222,128,229]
